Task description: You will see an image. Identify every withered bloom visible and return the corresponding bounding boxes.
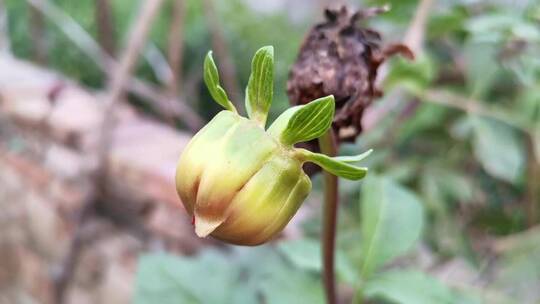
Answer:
[287,4,413,144]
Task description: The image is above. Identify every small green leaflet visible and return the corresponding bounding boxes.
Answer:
[279,95,335,145]
[298,149,368,180]
[203,51,236,112]
[246,46,274,126]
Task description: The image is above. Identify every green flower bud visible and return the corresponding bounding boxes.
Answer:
[175,47,371,246]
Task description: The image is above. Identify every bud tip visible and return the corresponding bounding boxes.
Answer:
[194,215,224,238]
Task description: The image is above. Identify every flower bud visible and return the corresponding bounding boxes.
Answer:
[175,47,370,245]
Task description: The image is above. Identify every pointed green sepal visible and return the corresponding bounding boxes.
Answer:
[270,95,335,146]
[204,51,237,112]
[296,149,369,180]
[246,46,274,126]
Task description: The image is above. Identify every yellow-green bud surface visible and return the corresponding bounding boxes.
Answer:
[175,46,370,246]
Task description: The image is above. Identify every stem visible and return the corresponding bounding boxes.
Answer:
[319,130,339,304]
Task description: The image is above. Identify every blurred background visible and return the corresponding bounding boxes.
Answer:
[0,0,539,303]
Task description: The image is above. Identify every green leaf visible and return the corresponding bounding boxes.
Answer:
[472,117,525,183]
[360,176,424,279]
[490,228,540,303]
[203,51,236,112]
[277,239,359,284]
[298,149,369,180]
[246,46,274,125]
[276,96,335,145]
[134,252,241,304]
[385,54,436,94]
[364,270,457,304]
[462,41,499,98]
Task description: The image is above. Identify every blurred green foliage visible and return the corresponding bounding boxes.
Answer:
[4,0,540,303]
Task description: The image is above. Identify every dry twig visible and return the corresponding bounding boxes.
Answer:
[202,0,241,105]
[26,0,203,131]
[95,0,116,56]
[53,1,166,302]
[167,0,186,97]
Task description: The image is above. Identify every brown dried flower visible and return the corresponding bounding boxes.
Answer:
[287,4,413,144]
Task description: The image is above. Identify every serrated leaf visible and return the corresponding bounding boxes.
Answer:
[246,46,274,125]
[278,95,335,145]
[472,116,525,183]
[360,176,424,279]
[203,51,236,112]
[299,149,368,180]
[364,270,457,304]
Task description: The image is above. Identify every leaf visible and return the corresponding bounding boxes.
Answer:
[246,46,274,125]
[462,41,499,98]
[364,270,457,304]
[490,228,540,303]
[258,265,325,304]
[274,95,335,145]
[299,149,368,180]
[472,117,525,183]
[134,246,324,304]
[134,252,241,304]
[203,51,236,112]
[235,246,324,304]
[360,176,424,279]
[277,238,359,284]
[384,54,436,94]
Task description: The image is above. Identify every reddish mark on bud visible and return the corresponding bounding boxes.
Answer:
[191,215,196,226]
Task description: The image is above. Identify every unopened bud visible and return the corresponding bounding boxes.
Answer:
[176,47,370,245]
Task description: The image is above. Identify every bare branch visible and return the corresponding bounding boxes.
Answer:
[167,0,186,97]
[97,0,166,172]
[26,0,203,130]
[421,89,530,134]
[0,0,10,54]
[29,3,48,64]
[202,0,241,105]
[403,0,434,55]
[95,0,116,56]
[54,1,166,302]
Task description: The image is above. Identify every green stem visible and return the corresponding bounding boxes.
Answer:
[319,130,338,304]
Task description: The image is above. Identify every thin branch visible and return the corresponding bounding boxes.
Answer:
[366,0,434,132]
[29,3,48,64]
[94,0,116,56]
[26,0,203,131]
[526,136,540,225]
[167,0,186,97]
[0,0,10,54]
[144,43,175,88]
[202,0,241,105]
[403,0,433,55]
[54,1,165,302]
[421,89,531,134]
[96,0,165,173]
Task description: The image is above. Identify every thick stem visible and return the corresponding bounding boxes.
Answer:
[319,130,339,304]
